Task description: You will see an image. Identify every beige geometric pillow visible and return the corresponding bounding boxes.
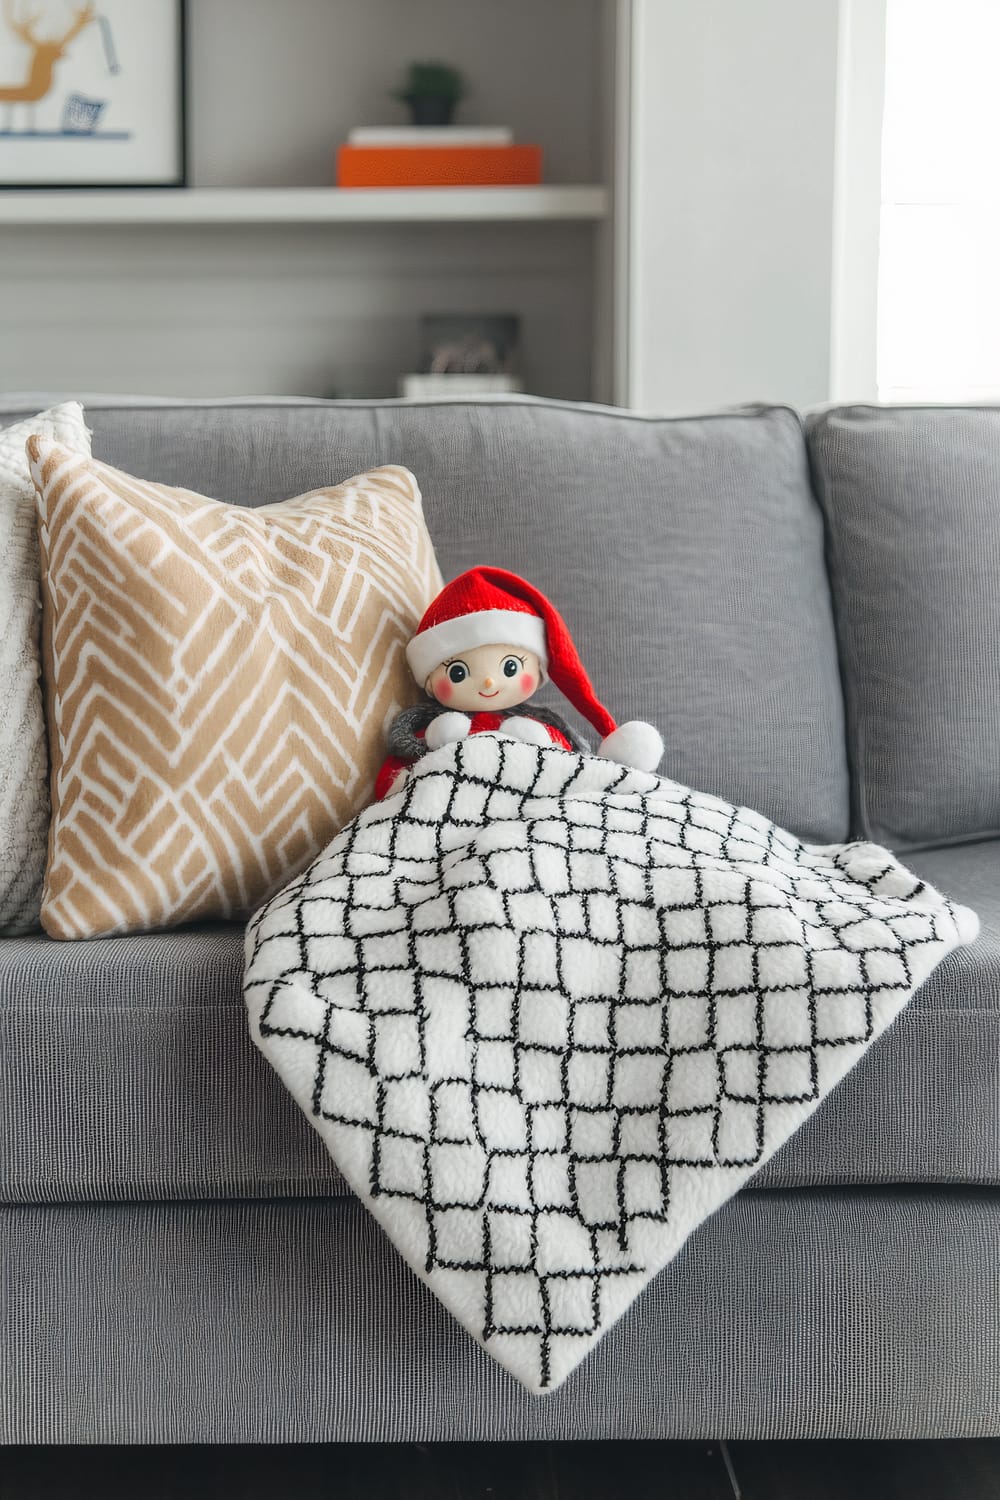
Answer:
[28,439,442,940]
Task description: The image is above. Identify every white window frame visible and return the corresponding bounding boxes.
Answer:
[829,0,888,403]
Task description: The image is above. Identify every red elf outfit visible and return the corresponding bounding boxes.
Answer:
[374,567,663,799]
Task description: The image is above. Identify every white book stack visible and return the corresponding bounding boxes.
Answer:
[348,126,515,147]
[398,373,524,399]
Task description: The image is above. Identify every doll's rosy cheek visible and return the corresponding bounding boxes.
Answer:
[435,676,453,703]
[520,672,536,695]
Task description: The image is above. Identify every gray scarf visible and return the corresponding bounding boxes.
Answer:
[387,701,590,763]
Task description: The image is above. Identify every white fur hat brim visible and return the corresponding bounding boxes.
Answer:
[407,608,548,684]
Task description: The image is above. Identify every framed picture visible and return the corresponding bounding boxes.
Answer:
[421,314,520,376]
[0,0,186,187]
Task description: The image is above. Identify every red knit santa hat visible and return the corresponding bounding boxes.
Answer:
[406,567,664,773]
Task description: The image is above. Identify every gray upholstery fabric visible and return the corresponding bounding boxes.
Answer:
[807,404,1000,849]
[0,396,849,841]
[2,1190,997,1441]
[2,837,997,1205]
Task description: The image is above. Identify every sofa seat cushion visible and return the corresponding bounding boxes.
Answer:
[759,840,1000,1188]
[0,923,341,1206]
[1,839,996,1204]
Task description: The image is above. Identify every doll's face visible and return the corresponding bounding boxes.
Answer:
[426,644,542,713]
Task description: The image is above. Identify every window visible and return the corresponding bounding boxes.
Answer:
[878,0,1000,401]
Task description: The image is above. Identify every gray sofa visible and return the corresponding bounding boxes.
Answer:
[1,396,997,1443]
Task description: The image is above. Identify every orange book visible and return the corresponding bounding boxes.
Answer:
[336,144,543,188]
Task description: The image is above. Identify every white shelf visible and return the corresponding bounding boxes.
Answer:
[0,185,609,226]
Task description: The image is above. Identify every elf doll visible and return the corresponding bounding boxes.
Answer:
[374,567,664,799]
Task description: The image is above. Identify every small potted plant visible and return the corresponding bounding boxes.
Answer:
[393,61,466,127]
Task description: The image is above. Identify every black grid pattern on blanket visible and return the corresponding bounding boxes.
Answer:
[245,738,963,1393]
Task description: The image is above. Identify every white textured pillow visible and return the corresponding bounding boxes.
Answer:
[0,402,91,933]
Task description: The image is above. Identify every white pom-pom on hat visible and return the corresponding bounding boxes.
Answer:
[598,721,664,774]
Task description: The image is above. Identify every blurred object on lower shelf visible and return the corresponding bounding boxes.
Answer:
[336,144,542,187]
[398,372,524,399]
[398,312,523,399]
[427,313,519,373]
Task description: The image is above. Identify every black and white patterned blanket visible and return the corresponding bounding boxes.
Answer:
[244,736,978,1394]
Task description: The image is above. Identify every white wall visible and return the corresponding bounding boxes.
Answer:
[625,0,841,412]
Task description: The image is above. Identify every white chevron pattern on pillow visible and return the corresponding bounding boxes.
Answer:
[0,402,91,934]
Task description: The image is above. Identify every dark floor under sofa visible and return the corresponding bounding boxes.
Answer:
[1,395,997,1442]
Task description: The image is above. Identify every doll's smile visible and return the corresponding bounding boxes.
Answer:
[426,645,542,713]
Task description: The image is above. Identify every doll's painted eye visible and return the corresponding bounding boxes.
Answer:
[447,662,469,683]
[502,657,521,679]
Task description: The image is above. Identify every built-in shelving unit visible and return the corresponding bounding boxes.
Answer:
[0,185,609,227]
[0,0,616,403]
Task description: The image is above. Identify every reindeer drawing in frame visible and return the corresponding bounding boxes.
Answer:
[0,0,97,133]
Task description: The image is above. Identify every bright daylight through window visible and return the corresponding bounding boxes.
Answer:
[879,0,1000,401]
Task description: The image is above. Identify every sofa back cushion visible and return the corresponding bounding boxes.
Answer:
[807,404,1000,849]
[0,397,849,841]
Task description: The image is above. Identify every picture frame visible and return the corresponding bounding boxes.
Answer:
[0,0,186,188]
[420,314,521,376]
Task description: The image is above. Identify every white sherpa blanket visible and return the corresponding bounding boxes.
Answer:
[244,736,978,1394]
